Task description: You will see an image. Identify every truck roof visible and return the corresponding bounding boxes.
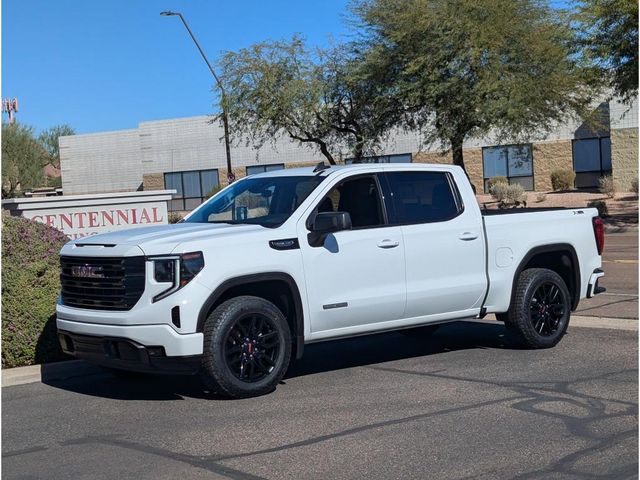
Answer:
[248,162,461,178]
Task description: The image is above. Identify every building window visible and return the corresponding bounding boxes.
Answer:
[482,144,534,193]
[164,169,219,211]
[572,137,612,189]
[246,164,285,176]
[345,153,412,164]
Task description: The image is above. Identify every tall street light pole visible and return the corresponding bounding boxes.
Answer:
[160,11,235,184]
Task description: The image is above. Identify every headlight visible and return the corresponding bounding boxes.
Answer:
[150,252,204,302]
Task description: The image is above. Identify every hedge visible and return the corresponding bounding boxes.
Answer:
[2,215,69,368]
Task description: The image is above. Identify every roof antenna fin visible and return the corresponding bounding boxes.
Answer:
[313,161,330,173]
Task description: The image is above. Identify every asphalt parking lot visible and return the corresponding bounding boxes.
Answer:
[576,232,638,319]
[3,231,637,479]
[3,321,637,480]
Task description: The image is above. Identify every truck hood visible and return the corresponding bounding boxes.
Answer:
[69,223,266,255]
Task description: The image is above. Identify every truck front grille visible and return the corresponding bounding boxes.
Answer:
[60,256,145,310]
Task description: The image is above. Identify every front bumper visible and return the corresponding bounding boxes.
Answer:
[57,317,203,357]
[58,329,201,374]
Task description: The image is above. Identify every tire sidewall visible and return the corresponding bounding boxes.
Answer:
[518,270,571,348]
[202,297,291,397]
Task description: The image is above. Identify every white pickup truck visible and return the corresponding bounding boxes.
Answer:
[57,163,606,398]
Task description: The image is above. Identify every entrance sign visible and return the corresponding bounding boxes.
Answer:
[2,190,175,240]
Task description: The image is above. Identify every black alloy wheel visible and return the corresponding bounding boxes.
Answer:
[502,268,571,349]
[224,314,281,382]
[529,282,566,337]
[200,295,292,398]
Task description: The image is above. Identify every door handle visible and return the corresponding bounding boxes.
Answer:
[377,239,400,249]
[459,232,479,241]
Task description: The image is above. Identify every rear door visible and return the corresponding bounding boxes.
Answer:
[382,170,486,320]
[297,173,406,336]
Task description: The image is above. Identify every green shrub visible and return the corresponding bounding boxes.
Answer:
[1,216,69,368]
[486,176,508,193]
[587,200,608,217]
[491,182,526,207]
[599,175,616,198]
[506,184,525,204]
[168,212,183,224]
[550,169,575,191]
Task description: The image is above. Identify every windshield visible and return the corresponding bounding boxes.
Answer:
[184,175,325,227]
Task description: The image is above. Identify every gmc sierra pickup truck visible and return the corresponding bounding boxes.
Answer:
[57,163,606,398]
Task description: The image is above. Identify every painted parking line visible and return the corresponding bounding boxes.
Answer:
[602,259,639,264]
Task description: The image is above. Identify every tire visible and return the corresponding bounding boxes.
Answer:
[503,268,571,349]
[200,295,292,398]
[399,324,440,337]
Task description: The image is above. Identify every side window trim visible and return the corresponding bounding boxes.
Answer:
[383,170,465,226]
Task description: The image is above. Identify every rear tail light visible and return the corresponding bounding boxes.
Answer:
[592,216,605,255]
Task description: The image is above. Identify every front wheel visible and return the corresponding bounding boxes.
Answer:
[503,268,571,349]
[200,296,292,398]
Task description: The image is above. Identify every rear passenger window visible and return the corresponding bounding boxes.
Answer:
[385,172,461,224]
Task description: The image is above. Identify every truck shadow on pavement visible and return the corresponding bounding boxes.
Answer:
[41,321,521,401]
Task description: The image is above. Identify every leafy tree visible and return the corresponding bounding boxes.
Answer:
[578,0,638,102]
[353,0,600,173]
[38,124,75,167]
[218,36,403,164]
[2,123,47,198]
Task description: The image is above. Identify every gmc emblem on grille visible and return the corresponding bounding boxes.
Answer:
[71,265,104,278]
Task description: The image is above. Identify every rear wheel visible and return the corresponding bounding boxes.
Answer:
[503,268,571,348]
[200,296,292,398]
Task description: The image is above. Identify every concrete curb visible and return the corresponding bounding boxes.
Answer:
[1,360,104,388]
[2,315,636,388]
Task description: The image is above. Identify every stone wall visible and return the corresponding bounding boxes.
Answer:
[611,128,639,191]
[531,140,573,192]
[142,173,164,191]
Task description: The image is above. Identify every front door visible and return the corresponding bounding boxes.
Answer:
[297,174,406,337]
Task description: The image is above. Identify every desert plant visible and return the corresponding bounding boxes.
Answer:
[550,169,575,191]
[491,182,526,207]
[536,192,547,203]
[587,199,609,217]
[631,177,639,194]
[489,181,510,202]
[2,216,69,368]
[486,176,508,193]
[504,183,526,207]
[599,175,616,198]
[168,212,183,224]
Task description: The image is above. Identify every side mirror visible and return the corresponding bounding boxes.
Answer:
[310,211,352,233]
[308,211,352,247]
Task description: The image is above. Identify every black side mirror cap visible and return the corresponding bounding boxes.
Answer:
[308,211,352,247]
[310,211,352,233]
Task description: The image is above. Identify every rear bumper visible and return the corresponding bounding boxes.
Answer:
[57,330,202,375]
[586,268,606,298]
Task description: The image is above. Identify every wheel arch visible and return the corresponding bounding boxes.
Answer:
[197,273,305,359]
[509,244,581,311]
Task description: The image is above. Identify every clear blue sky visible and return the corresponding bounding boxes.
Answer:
[2,0,351,134]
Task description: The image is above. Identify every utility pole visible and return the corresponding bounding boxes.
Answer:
[160,11,235,184]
